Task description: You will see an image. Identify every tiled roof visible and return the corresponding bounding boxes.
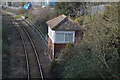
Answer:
[46,14,82,31]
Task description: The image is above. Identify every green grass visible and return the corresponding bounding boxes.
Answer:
[15,14,22,19]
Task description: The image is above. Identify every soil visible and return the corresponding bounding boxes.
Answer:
[2,13,53,78]
[4,15,27,78]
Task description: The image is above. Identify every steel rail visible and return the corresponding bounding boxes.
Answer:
[24,19,48,55]
[16,20,44,80]
[16,27,30,80]
[3,13,44,79]
[9,17,30,80]
[24,20,48,45]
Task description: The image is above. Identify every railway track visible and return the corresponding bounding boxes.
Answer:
[24,19,48,45]
[7,15,44,79]
[23,20,48,55]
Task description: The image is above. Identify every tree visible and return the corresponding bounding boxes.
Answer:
[55,2,120,78]
[54,2,87,18]
[27,7,57,36]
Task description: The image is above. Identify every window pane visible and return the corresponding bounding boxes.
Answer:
[65,33,73,42]
[56,33,64,42]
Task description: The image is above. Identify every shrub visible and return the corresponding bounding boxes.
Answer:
[50,59,58,69]
[57,3,119,78]
[74,17,84,25]
[18,8,26,14]
[15,14,22,19]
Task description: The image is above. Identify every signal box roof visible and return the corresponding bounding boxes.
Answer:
[46,14,83,31]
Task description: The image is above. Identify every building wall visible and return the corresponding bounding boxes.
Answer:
[48,26,75,43]
[48,36,54,60]
[48,36,67,59]
[48,26,55,43]
[48,30,83,60]
[54,44,66,58]
[55,31,75,43]
[54,30,83,58]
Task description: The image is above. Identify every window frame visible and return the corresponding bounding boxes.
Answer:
[55,31,75,43]
[56,33,64,42]
[65,33,74,42]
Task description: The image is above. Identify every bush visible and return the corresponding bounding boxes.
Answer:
[18,8,26,14]
[50,59,58,69]
[66,43,74,48]
[56,3,119,78]
[15,14,22,19]
[74,17,84,25]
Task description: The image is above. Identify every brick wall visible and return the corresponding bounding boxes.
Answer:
[48,36,54,60]
[48,30,83,60]
[54,44,66,58]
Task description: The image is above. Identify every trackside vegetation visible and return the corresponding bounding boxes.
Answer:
[53,2,120,78]
[2,2,120,78]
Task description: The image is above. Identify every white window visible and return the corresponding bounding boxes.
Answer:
[56,33,64,42]
[65,33,73,42]
[55,32,74,43]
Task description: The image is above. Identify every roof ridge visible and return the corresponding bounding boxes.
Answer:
[52,14,67,30]
[46,14,66,24]
[61,14,67,17]
[46,14,83,31]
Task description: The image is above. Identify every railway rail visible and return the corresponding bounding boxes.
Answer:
[23,19,48,55]
[6,14,44,80]
[24,19,48,45]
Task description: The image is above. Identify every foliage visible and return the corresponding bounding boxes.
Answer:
[62,51,106,78]
[15,14,22,19]
[56,3,120,78]
[3,8,21,15]
[50,59,58,69]
[28,7,57,36]
[74,16,84,25]
[30,7,57,22]
[54,2,87,18]
[66,43,74,48]
[18,8,26,14]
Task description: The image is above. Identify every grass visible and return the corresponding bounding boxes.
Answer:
[15,14,22,19]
